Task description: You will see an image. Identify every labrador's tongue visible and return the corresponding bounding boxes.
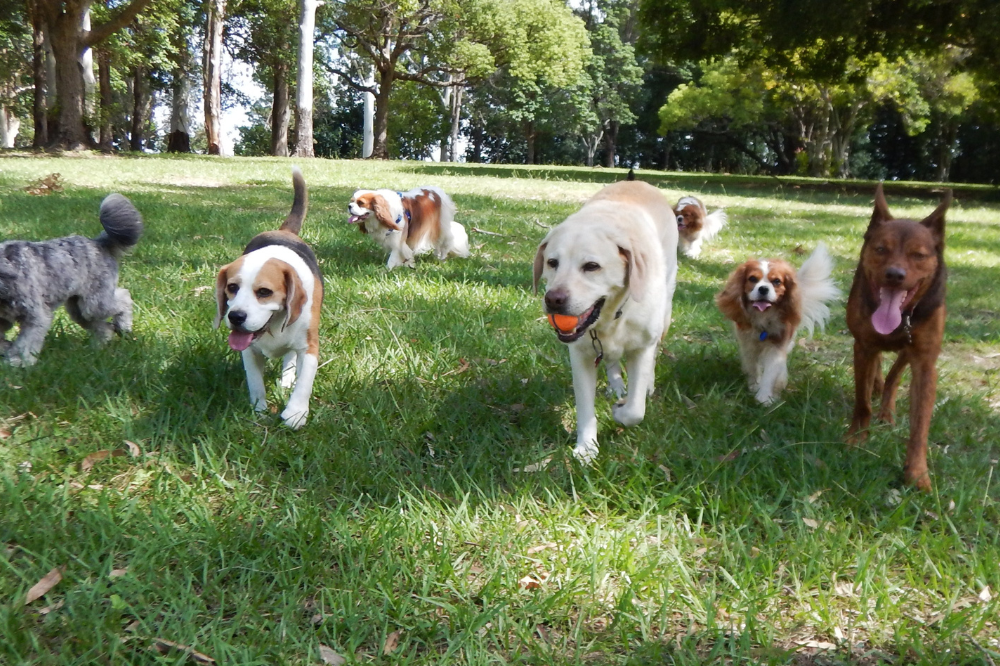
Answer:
[228,330,254,352]
[872,287,907,335]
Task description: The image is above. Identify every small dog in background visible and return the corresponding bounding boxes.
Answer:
[675,196,727,258]
[0,193,143,366]
[215,168,323,429]
[716,243,839,404]
[845,185,950,491]
[347,187,470,269]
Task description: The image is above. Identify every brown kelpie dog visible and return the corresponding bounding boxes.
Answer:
[846,184,951,491]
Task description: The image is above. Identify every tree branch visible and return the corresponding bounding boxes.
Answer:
[320,63,377,94]
[84,0,154,46]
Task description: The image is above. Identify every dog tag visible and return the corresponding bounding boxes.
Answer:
[759,331,768,341]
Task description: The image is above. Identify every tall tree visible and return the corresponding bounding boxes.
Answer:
[293,0,318,156]
[31,0,154,149]
[203,0,225,154]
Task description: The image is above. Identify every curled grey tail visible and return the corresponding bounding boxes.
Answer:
[279,167,308,235]
[96,193,143,255]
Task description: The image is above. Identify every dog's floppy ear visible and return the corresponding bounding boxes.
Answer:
[715,264,751,330]
[214,265,230,330]
[869,183,893,229]
[618,246,649,302]
[282,266,308,330]
[920,189,951,246]
[532,242,548,294]
[371,194,402,231]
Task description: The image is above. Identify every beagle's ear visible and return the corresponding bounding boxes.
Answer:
[214,265,230,330]
[715,264,751,329]
[618,245,649,303]
[282,267,308,330]
[532,242,548,294]
[371,195,402,231]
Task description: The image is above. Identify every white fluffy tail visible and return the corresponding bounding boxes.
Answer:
[796,242,841,336]
[430,187,470,259]
[701,209,727,243]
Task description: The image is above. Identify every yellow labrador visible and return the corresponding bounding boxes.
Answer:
[533,181,678,463]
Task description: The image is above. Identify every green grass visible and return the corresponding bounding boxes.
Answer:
[1,155,998,665]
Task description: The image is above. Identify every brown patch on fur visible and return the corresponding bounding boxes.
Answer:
[716,263,751,330]
[307,278,323,356]
[214,257,244,328]
[401,189,443,249]
[845,184,950,491]
[369,194,402,231]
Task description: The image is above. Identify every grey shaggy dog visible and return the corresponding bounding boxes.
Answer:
[0,193,143,366]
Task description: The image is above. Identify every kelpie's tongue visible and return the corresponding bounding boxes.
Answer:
[872,287,907,335]
[228,330,255,352]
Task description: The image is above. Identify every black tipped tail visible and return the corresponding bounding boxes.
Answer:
[279,167,308,234]
[626,168,636,181]
[96,193,143,255]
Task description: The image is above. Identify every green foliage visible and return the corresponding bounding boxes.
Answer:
[386,80,446,160]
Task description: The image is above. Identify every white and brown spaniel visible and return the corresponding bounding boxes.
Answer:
[715,244,839,404]
[347,187,470,269]
[675,196,727,259]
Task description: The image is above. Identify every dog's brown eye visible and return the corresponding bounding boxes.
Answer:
[255,288,273,299]
[547,258,559,269]
[875,246,888,255]
[771,278,781,286]
[748,276,759,284]
[582,262,601,272]
[226,283,239,295]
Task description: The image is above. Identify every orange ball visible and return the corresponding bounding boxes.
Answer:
[548,313,579,333]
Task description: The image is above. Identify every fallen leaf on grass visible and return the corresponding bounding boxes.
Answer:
[123,440,141,457]
[796,639,837,650]
[383,630,402,655]
[440,358,471,377]
[25,173,64,196]
[25,566,64,605]
[807,489,826,504]
[109,568,128,578]
[318,644,346,665]
[192,285,212,296]
[81,449,126,472]
[979,586,993,603]
[658,464,672,481]
[834,581,857,597]
[526,542,557,555]
[717,450,740,463]
[151,638,216,664]
[802,518,819,530]
[518,572,549,590]
[513,456,551,473]
[38,599,64,615]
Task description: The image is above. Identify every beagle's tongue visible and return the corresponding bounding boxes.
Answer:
[228,330,255,352]
[872,287,907,335]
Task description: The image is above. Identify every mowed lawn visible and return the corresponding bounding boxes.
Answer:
[1,155,999,665]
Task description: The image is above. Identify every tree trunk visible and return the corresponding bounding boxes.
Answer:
[362,71,375,158]
[80,8,96,117]
[603,120,618,168]
[294,0,318,157]
[31,9,48,148]
[439,84,451,161]
[167,39,192,152]
[1,108,20,148]
[49,9,90,149]
[448,83,463,162]
[129,66,144,151]
[97,49,113,151]
[203,0,225,155]
[370,68,394,159]
[525,121,535,164]
[270,61,290,156]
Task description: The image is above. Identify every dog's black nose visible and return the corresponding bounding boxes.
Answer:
[757,284,769,295]
[885,266,906,283]
[544,289,569,312]
[228,310,248,327]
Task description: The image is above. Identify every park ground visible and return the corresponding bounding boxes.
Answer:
[0,155,999,665]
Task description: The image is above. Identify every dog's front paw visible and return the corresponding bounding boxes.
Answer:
[6,353,36,367]
[251,397,268,413]
[281,407,308,429]
[612,400,645,427]
[754,387,776,405]
[572,441,599,465]
[606,380,626,400]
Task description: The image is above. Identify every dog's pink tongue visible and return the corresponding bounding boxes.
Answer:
[228,330,254,352]
[348,215,360,224]
[872,288,907,335]
[752,301,771,312]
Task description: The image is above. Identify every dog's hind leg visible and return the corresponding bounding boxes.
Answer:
[847,342,881,444]
[877,349,909,424]
[111,288,133,335]
[7,308,54,366]
[280,352,297,389]
[612,344,656,427]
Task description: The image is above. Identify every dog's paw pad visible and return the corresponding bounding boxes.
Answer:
[572,443,598,465]
[281,409,308,429]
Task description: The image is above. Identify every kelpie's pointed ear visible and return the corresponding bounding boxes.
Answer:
[532,242,548,294]
[920,189,951,246]
[869,183,892,228]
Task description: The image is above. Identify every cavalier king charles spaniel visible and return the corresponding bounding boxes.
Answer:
[675,196,727,259]
[347,187,469,269]
[716,243,839,404]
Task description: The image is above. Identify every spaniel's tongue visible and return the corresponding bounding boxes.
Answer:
[872,287,907,335]
[752,301,771,312]
[348,215,360,224]
[228,330,255,352]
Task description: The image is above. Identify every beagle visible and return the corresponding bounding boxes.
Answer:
[214,168,323,429]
